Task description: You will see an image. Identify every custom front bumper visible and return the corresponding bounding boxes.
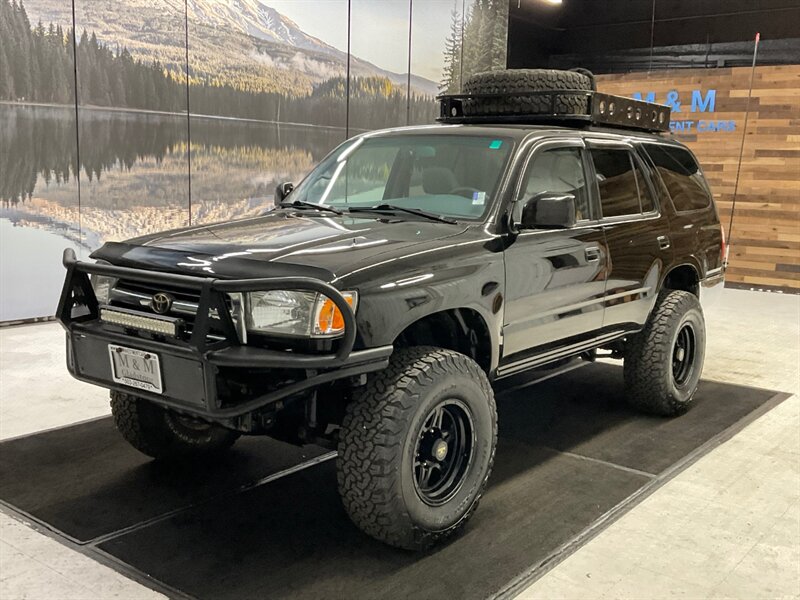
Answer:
[57,249,392,420]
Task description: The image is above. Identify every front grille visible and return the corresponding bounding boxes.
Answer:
[108,279,245,342]
[111,280,205,315]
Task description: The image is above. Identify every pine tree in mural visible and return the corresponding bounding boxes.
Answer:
[440,0,509,93]
[0,0,73,103]
[440,5,464,94]
[490,0,509,70]
[0,0,433,129]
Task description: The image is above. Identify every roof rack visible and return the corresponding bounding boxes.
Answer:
[436,90,671,134]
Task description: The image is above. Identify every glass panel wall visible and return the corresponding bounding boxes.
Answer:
[72,0,190,247]
[0,0,81,320]
[187,0,348,224]
[460,0,509,83]
[349,0,412,130]
[409,0,456,124]
[0,0,510,321]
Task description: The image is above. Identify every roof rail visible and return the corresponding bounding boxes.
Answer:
[437,90,671,133]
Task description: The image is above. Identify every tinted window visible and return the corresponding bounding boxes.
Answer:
[519,147,591,220]
[590,148,640,218]
[633,159,656,213]
[643,144,711,212]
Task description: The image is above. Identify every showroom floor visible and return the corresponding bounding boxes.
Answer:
[0,288,798,600]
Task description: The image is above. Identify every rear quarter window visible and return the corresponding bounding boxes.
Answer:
[643,144,711,212]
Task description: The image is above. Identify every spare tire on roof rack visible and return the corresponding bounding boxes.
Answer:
[462,68,594,117]
[438,68,671,134]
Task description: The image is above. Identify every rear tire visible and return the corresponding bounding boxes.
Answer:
[462,68,594,117]
[623,290,706,416]
[337,347,497,550]
[110,391,240,460]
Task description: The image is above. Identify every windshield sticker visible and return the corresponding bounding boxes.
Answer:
[489,140,503,149]
[472,191,486,205]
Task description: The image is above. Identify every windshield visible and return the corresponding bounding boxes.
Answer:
[288,134,513,220]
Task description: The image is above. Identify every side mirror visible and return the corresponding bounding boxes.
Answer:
[515,192,577,230]
[275,181,294,203]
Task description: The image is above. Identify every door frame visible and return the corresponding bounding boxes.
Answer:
[498,136,610,368]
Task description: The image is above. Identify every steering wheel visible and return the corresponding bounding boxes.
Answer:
[449,186,482,199]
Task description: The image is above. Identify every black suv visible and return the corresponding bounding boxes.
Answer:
[58,69,724,550]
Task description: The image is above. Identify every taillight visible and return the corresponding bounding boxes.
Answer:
[721,225,728,269]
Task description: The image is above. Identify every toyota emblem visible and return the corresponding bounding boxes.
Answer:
[151,292,173,314]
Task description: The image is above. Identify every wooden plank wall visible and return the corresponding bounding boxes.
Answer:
[596,65,800,292]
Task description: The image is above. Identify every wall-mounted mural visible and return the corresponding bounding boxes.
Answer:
[0,0,509,322]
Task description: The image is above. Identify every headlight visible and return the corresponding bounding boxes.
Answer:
[246,290,357,337]
[91,273,117,305]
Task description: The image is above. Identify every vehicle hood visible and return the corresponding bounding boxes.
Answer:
[91,211,470,282]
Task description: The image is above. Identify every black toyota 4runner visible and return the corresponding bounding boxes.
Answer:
[58,69,725,550]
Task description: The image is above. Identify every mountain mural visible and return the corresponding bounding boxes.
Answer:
[21,0,439,96]
[0,0,508,322]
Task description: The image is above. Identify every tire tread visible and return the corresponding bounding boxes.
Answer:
[461,69,593,117]
[110,391,239,459]
[623,290,704,416]
[336,346,497,550]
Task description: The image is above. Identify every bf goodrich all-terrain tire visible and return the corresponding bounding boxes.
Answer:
[337,346,497,550]
[110,391,240,460]
[462,68,594,117]
[623,290,706,416]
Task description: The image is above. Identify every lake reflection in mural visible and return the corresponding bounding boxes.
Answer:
[0,103,345,320]
[0,0,507,321]
[1,103,344,242]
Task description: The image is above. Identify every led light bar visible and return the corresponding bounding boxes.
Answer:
[100,308,178,337]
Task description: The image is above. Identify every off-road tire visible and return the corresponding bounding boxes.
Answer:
[462,68,594,117]
[624,290,706,416]
[337,346,497,550]
[110,391,240,460]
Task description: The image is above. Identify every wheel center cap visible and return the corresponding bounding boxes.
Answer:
[432,439,448,462]
[675,347,686,362]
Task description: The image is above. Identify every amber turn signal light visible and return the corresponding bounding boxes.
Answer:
[313,292,357,336]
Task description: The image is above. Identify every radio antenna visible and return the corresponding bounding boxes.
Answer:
[725,32,760,267]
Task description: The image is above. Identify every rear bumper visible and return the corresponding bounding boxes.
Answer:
[58,249,392,420]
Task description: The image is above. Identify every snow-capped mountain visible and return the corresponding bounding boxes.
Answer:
[187,0,340,58]
[23,0,439,96]
[187,0,438,95]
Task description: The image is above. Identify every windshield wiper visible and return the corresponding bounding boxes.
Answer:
[348,204,457,224]
[278,200,343,215]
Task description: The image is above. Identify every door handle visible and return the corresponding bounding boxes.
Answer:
[585,246,601,262]
[657,235,671,250]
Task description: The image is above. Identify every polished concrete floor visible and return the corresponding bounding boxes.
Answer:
[1,288,798,599]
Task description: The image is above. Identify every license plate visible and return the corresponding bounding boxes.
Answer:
[108,344,163,394]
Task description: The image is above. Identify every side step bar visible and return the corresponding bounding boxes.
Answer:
[495,355,591,397]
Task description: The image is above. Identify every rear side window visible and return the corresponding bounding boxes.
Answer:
[633,158,656,213]
[590,148,652,218]
[643,144,711,212]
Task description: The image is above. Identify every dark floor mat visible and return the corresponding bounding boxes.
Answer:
[0,363,782,599]
[497,362,771,474]
[99,442,648,600]
[0,418,330,542]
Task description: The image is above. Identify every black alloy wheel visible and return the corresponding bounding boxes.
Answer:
[672,323,697,387]
[413,400,475,507]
